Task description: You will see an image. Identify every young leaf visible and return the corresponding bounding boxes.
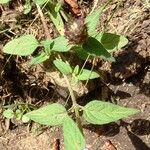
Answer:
[83,37,115,62]
[53,59,72,75]
[24,0,32,14]
[73,65,79,75]
[71,76,79,86]
[41,36,71,53]
[83,100,139,125]
[85,6,103,36]
[47,2,64,35]
[52,36,71,52]
[77,69,100,81]
[3,109,14,119]
[33,0,48,5]
[55,2,61,12]
[15,109,22,120]
[24,103,67,126]
[100,33,128,51]
[3,35,39,56]
[22,115,30,123]
[30,52,49,65]
[118,35,128,49]
[63,117,86,150]
[0,0,10,4]
[41,39,53,54]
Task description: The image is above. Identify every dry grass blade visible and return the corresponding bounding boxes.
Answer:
[102,140,117,150]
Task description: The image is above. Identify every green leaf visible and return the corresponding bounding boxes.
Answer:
[52,36,71,52]
[47,2,64,35]
[33,0,48,5]
[0,0,10,4]
[15,109,22,120]
[100,33,128,51]
[41,37,71,53]
[30,52,49,65]
[53,59,72,75]
[85,6,103,36]
[24,0,32,14]
[41,36,71,53]
[73,46,92,60]
[24,103,67,126]
[55,2,61,12]
[118,35,128,49]
[83,100,139,125]
[3,35,39,56]
[83,37,115,62]
[3,109,14,119]
[73,65,79,75]
[77,69,100,81]
[41,39,53,54]
[71,65,80,85]
[63,117,85,150]
[22,115,30,123]
[95,32,104,41]
[100,33,120,50]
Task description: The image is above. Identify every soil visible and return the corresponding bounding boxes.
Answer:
[0,0,150,150]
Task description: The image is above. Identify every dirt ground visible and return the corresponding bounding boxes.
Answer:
[0,0,150,150]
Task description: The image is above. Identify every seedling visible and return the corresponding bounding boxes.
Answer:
[3,102,33,122]
[2,4,139,150]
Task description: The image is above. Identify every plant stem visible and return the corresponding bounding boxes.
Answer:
[36,4,51,39]
[63,75,83,134]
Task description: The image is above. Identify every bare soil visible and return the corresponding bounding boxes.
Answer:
[0,0,150,150]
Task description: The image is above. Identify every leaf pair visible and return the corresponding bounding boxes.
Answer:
[84,6,128,60]
[3,108,30,122]
[23,101,139,149]
[82,37,115,62]
[81,33,128,61]
[42,36,71,53]
[53,59,100,80]
[3,35,72,66]
[85,5,128,49]
[24,103,85,150]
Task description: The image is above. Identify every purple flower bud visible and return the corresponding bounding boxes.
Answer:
[64,17,88,45]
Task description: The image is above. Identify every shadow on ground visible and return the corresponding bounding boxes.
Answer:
[84,119,150,150]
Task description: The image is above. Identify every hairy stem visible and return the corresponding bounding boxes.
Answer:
[64,75,83,134]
